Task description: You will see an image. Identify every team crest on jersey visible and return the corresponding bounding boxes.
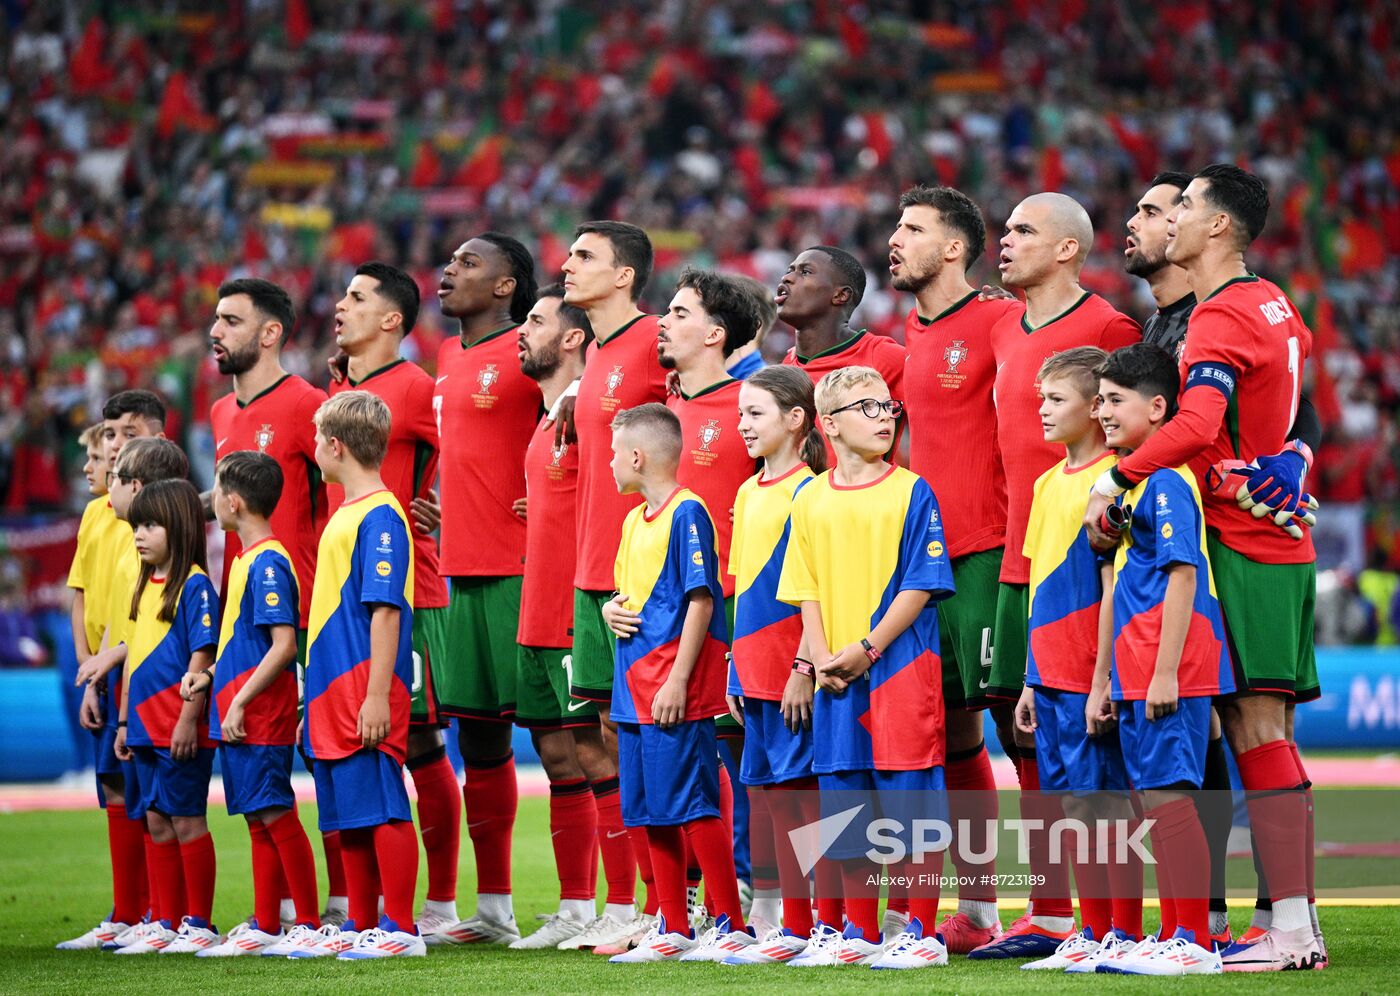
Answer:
[476,364,499,393]
[605,365,625,397]
[944,340,969,372]
[255,424,275,452]
[550,441,568,467]
[698,419,721,452]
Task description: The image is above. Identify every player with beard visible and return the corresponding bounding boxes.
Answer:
[510,285,633,949]
[208,280,342,926]
[972,193,1139,960]
[1124,170,1323,948]
[429,233,540,945]
[776,246,906,468]
[887,185,1020,952]
[1088,165,1325,971]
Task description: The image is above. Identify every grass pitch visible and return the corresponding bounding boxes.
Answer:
[0,797,1388,993]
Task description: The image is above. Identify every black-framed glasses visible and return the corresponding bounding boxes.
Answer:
[828,398,905,419]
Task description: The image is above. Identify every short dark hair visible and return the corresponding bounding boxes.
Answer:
[102,389,166,427]
[477,232,539,325]
[574,221,654,300]
[1194,163,1270,246]
[216,450,284,519]
[114,437,189,485]
[355,261,420,336]
[1149,171,1193,193]
[217,278,296,340]
[898,185,988,268]
[537,284,594,345]
[1098,343,1180,419]
[675,267,760,357]
[808,245,866,314]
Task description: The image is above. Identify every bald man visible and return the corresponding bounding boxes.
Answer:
[966,192,1141,959]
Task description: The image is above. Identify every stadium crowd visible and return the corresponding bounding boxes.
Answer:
[2,1,1398,528]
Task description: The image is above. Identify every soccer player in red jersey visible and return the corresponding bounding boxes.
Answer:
[1085,165,1324,971]
[209,280,327,632]
[326,262,463,941]
[560,220,669,950]
[776,246,906,467]
[430,233,539,945]
[888,185,1020,951]
[512,285,631,949]
[208,278,341,924]
[974,192,1139,957]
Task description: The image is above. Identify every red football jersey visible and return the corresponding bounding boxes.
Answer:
[519,415,578,648]
[992,293,1140,584]
[433,328,538,577]
[328,359,448,608]
[211,374,327,627]
[1117,276,1315,565]
[574,315,669,591]
[668,378,757,598]
[782,330,907,468]
[904,294,1023,559]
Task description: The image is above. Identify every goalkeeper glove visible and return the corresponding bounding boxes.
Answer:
[1206,455,1318,540]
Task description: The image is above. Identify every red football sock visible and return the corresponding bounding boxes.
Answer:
[685,816,744,929]
[322,829,347,897]
[373,820,420,930]
[464,754,517,896]
[179,832,217,925]
[267,810,320,927]
[409,750,462,903]
[646,825,689,933]
[946,742,999,903]
[896,853,942,935]
[339,827,379,930]
[106,804,147,925]
[1289,743,1316,902]
[765,782,815,935]
[886,878,909,915]
[1106,818,1144,939]
[550,779,598,901]
[816,857,844,928]
[748,788,778,893]
[149,837,186,927]
[1146,798,1209,942]
[630,827,659,914]
[144,831,160,920]
[592,779,635,906]
[840,862,880,939]
[248,821,283,931]
[1071,850,1112,940]
[1237,741,1308,902]
[1019,757,1073,920]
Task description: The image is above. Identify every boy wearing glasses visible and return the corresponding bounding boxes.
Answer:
[777,366,956,969]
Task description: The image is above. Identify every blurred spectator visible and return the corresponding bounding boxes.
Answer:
[1316,569,1380,646]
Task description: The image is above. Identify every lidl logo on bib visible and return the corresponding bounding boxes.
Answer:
[927,540,944,558]
[265,592,280,607]
[376,560,392,577]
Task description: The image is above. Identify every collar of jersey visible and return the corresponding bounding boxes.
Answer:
[916,290,979,326]
[1062,450,1116,475]
[597,314,655,348]
[827,463,896,491]
[239,535,278,555]
[1204,273,1259,301]
[1020,291,1090,334]
[1161,292,1196,314]
[459,325,516,350]
[338,487,390,508]
[758,463,810,487]
[237,373,291,409]
[795,328,866,363]
[349,357,406,386]
[643,486,684,522]
[679,377,738,401]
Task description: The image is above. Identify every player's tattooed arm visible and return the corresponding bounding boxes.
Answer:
[978,284,1017,303]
